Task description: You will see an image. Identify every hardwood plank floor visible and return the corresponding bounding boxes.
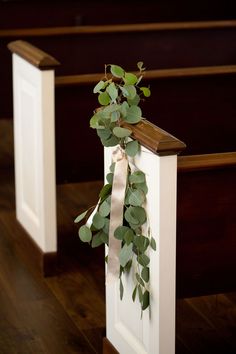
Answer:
[1,168,236,353]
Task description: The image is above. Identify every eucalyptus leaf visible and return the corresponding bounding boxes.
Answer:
[114,225,130,240]
[78,225,92,243]
[100,230,109,244]
[99,200,110,217]
[99,109,111,120]
[137,254,150,267]
[129,189,145,207]
[74,210,88,223]
[124,206,139,225]
[120,278,124,300]
[93,80,105,93]
[140,86,151,97]
[109,162,115,173]
[150,237,157,251]
[99,184,112,200]
[106,82,118,101]
[102,218,110,235]
[125,140,140,157]
[120,86,129,97]
[132,206,146,225]
[106,195,111,204]
[127,94,140,106]
[125,105,142,124]
[124,72,138,85]
[90,224,98,233]
[92,212,105,230]
[133,182,148,195]
[113,126,132,138]
[106,172,113,184]
[98,91,110,105]
[124,228,134,245]
[141,267,149,282]
[90,114,104,129]
[124,85,136,99]
[110,64,125,78]
[91,232,104,248]
[129,171,146,184]
[119,243,133,267]
[134,235,149,253]
[103,103,120,113]
[125,259,132,273]
[136,273,145,287]
[137,61,145,71]
[97,128,111,140]
[125,187,132,205]
[120,101,129,118]
[142,290,149,310]
[138,285,143,303]
[101,135,120,147]
[132,285,137,302]
[111,110,120,122]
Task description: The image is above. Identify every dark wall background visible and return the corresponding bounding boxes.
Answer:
[0,0,236,29]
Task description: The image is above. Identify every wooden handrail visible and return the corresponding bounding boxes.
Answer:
[177,152,236,172]
[122,119,186,156]
[8,40,60,70]
[55,65,236,87]
[1,20,236,38]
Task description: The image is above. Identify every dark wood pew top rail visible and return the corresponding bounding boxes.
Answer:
[123,119,186,156]
[2,20,236,38]
[55,65,236,87]
[178,152,236,172]
[8,40,60,70]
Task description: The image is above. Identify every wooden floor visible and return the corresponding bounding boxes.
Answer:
[1,167,236,353]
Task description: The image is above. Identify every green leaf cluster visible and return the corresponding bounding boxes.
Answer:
[89,63,151,149]
[74,62,155,313]
[117,164,151,312]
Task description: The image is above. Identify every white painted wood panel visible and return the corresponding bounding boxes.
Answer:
[104,146,177,354]
[12,53,57,252]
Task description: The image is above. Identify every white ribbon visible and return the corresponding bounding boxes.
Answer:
[106,146,128,284]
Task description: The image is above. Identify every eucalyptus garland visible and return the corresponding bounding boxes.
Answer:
[75,62,156,312]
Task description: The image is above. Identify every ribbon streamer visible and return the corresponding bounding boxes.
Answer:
[107,146,128,284]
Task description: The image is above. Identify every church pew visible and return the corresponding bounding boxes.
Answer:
[1,20,236,119]
[8,41,236,298]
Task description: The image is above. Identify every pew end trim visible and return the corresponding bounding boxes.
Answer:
[8,40,60,70]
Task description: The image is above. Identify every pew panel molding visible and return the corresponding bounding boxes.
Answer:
[8,41,58,275]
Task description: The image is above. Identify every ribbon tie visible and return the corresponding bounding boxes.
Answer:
[107,146,128,283]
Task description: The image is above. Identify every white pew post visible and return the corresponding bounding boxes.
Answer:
[103,120,185,354]
[8,41,60,274]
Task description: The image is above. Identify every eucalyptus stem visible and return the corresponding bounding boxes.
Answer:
[75,62,153,312]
